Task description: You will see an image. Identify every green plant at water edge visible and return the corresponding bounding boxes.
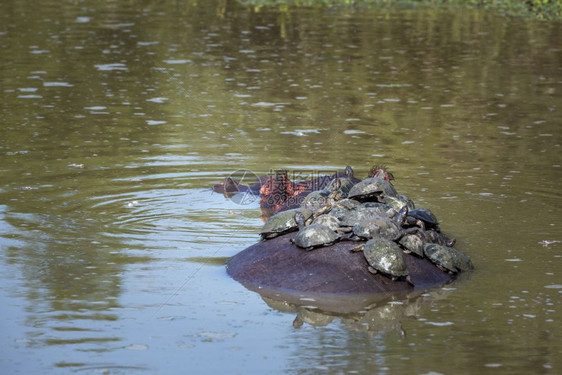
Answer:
[240,0,562,19]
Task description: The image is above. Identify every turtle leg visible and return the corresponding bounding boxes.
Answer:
[406,275,415,287]
[367,266,378,274]
[350,244,365,252]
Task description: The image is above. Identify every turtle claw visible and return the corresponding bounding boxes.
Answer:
[406,275,415,287]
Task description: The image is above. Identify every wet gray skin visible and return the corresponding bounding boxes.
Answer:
[260,208,313,239]
[291,212,340,250]
[347,177,399,201]
[423,243,473,274]
[363,238,410,281]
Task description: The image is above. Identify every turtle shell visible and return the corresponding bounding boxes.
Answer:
[347,177,398,201]
[260,208,313,239]
[399,234,424,257]
[312,214,341,232]
[423,243,464,273]
[408,208,439,228]
[352,216,402,241]
[325,177,356,198]
[293,224,339,250]
[300,190,331,211]
[363,238,409,279]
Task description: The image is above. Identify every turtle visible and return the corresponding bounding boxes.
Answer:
[423,244,473,274]
[300,190,331,212]
[260,208,313,240]
[403,208,439,230]
[311,214,341,232]
[399,234,425,257]
[382,195,415,212]
[423,244,456,273]
[325,177,356,198]
[347,177,399,202]
[327,198,361,222]
[361,238,413,284]
[349,206,410,241]
[352,215,403,241]
[398,195,416,209]
[425,229,456,247]
[446,246,474,272]
[291,212,340,251]
[338,207,375,228]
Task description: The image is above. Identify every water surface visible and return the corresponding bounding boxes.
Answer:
[1,1,561,373]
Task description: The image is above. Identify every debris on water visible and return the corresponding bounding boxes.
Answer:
[539,240,560,247]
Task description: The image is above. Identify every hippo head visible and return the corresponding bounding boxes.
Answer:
[259,170,295,208]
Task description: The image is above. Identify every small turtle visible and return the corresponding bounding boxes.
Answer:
[423,243,456,273]
[398,195,416,209]
[362,238,413,284]
[399,234,425,257]
[383,195,415,212]
[301,190,331,212]
[325,177,356,198]
[423,244,473,274]
[349,206,409,241]
[311,214,341,232]
[260,208,313,240]
[291,212,340,250]
[426,229,456,247]
[403,208,439,230]
[447,246,474,272]
[352,215,402,241]
[347,177,399,202]
[334,198,361,210]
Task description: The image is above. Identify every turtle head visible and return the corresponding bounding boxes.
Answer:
[294,211,306,230]
[369,165,394,182]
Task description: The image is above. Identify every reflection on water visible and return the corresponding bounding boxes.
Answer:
[262,283,463,335]
[1,0,561,373]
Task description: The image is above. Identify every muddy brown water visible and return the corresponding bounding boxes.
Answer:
[1,1,561,373]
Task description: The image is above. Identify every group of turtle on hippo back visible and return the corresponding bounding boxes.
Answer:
[258,165,474,285]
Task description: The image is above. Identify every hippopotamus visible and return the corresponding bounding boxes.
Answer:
[226,232,454,310]
[220,165,468,310]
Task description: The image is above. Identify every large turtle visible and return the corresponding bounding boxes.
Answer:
[361,238,413,284]
[423,244,473,274]
[291,212,340,251]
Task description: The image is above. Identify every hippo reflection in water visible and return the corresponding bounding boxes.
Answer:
[215,165,473,311]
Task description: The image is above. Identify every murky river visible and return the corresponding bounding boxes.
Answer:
[1,0,561,373]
